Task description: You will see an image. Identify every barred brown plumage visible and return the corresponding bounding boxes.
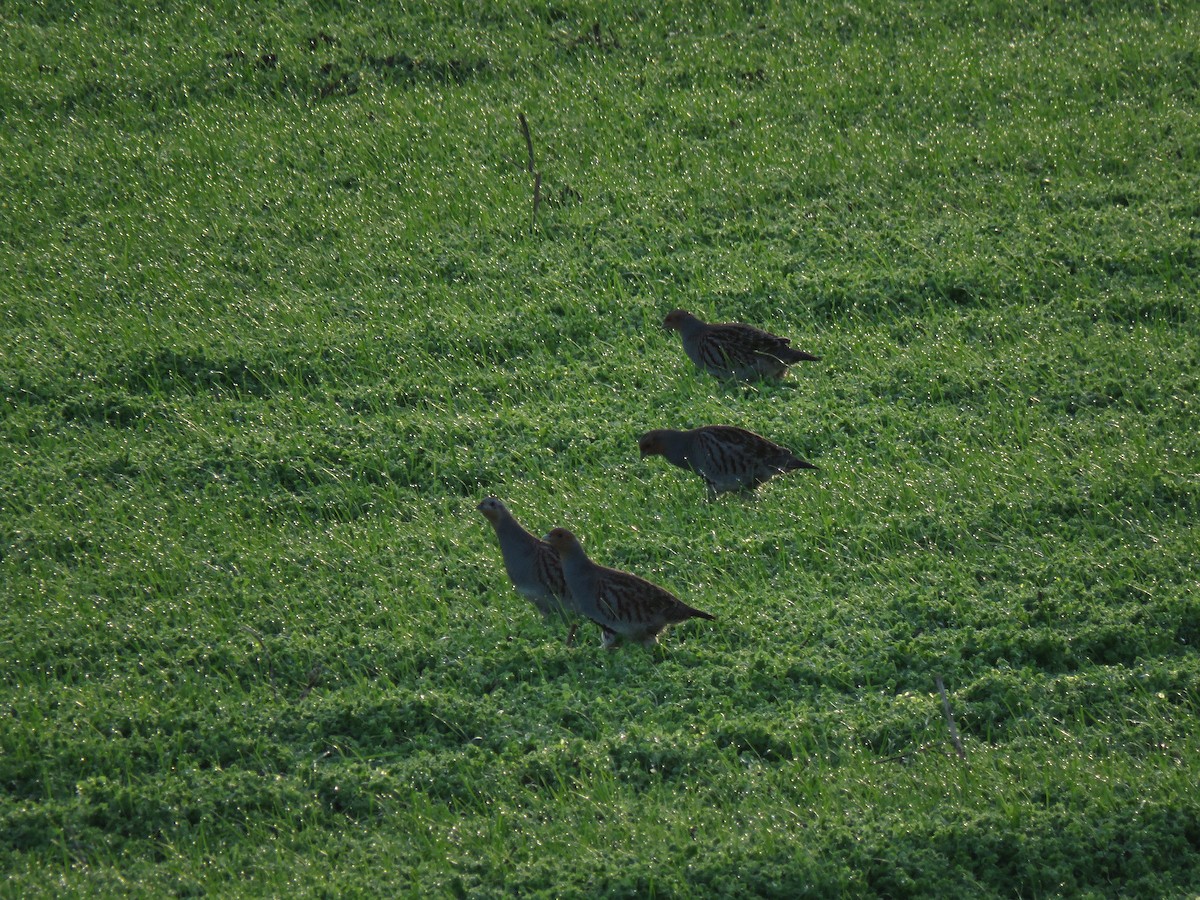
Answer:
[544,527,715,649]
[638,425,818,497]
[477,497,581,645]
[663,309,820,381]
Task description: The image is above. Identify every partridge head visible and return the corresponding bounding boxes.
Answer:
[477,497,580,644]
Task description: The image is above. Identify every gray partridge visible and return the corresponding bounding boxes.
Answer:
[477,497,580,644]
[544,528,714,648]
[662,308,819,381]
[639,425,817,497]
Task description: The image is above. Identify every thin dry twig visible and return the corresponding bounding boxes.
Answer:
[936,675,967,759]
[518,112,542,229]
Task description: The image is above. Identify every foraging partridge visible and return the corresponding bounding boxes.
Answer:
[477,497,580,644]
[544,528,714,648]
[639,425,817,497]
[662,309,819,380]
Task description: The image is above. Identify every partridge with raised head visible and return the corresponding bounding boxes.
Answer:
[639,425,817,497]
[663,309,819,381]
[477,497,580,644]
[544,527,714,648]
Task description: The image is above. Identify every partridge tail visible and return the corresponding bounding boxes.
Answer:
[680,603,716,621]
[784,456,819,472]
[781,348,820,363]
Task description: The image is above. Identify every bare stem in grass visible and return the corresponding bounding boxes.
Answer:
[518,112,542,230]
[936,675,966,759]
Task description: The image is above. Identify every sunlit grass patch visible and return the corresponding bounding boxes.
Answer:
[2,0,1199,895]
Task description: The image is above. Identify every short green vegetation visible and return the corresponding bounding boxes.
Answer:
[2,1,1198,896]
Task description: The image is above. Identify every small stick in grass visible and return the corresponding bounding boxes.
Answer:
[936,675,966,759]
[518,112,542,228]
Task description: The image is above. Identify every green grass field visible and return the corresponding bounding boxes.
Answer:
[2,1,1199,896]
